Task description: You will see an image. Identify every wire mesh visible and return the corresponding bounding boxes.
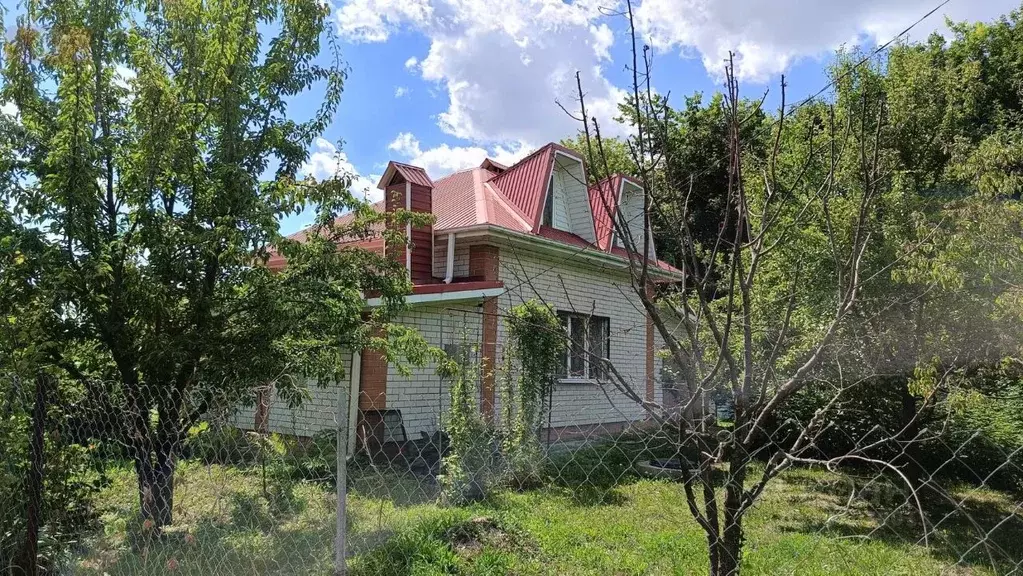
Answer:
[2,361,1022,575]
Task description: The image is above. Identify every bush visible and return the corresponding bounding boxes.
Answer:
[775,376,1023,491]
[1,394,104,573]
[183,421,261,465]
[440,345,501,504]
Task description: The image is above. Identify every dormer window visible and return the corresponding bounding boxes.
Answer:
[540,151,596,243]
[542,176,555,227]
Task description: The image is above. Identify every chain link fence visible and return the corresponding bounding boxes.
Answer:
[2,362,1023,575]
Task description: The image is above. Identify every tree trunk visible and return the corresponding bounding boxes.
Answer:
[898,381,923,490]
[134,443,176,531]
[18,373,48,575]
[718,460,747,576]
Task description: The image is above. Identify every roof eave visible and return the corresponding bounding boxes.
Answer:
[441,224,683,280]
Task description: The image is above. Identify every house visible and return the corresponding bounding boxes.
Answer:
[246,142,682,446]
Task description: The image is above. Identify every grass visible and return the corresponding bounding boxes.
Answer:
[72,441,1023,575]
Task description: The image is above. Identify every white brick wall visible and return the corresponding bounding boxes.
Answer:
[253,242,667,439]
[385,303,483,437]
[497,243,664,429]
[258,351,355,437]
[432,238,472,279]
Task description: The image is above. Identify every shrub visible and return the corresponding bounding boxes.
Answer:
[502,301,565,489]
[1,385,104,573]
[183,421,261,465]
[440,344,501,504]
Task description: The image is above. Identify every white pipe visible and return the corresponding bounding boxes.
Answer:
[443,232,455,283]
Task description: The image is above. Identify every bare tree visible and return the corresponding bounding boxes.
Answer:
[557,4,1023,575]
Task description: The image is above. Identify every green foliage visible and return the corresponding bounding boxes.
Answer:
[349,511,527,576]
[502,301,565,488]
[559,133,637,184]
[184,422,260,465]
[0,374,106,572]
[0,0,432,528]
[441,343,500,504]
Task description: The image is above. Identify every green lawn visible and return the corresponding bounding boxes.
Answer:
[73,446,1022,575]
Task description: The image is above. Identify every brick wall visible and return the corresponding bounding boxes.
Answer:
[385,304,484,436]
[246,242,668,439]
[432,238,471,279]
[496,243,664,429]
[255,350,356,437]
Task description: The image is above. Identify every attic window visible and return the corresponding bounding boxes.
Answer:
[541,176,554,227]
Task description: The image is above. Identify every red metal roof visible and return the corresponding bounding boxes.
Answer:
[589,175,621,252]
[280,144,683,281]
[489,144,554,225]
[377,161,434,189]
[431,168,532,232]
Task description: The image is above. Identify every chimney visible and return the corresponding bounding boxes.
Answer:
[378,162,434,284]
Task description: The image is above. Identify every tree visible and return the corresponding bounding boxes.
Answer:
[567,3,1023,574]
[0,0,428,531]
[562,91,768,272]
[560,133,636,184]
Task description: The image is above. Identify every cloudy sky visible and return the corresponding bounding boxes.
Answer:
[3,0,1019,233]
[282,0,1017,232]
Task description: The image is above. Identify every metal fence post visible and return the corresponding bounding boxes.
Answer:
[334,377,350,576]
[21,372,48,575]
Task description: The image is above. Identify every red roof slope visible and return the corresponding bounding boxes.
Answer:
[489,145,554,224]
[280,144,682,280]
[378,161,434,189]
[590,175,621,251]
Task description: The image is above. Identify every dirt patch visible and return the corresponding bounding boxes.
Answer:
[445,516,530,560]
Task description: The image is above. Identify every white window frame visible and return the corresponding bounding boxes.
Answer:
[557,311,610,382]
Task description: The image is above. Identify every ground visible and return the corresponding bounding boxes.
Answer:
[73,438,1023,575]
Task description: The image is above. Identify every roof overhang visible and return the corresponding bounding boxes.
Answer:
[364,280,505,308]
[440,224,683,281]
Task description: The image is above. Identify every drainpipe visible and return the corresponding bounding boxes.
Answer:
[443,233,455,283]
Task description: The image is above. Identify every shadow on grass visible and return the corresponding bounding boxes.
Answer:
[779,469,1023,574]
[543,431,717,506]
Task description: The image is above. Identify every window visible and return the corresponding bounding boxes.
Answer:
[557,312,610,380]
[541,176,554,227]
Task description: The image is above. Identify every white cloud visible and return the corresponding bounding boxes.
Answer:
[635,0,1019,82]
[113,65,137,89]
[1,101,18,118]
[335,0,432,42]
[300,138,383,202]
[387,131,531,177]
[404,56,419,70]
[335,0,624,144]
[394,86,410,98]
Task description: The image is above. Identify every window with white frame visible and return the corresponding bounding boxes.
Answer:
[557,312,610,380]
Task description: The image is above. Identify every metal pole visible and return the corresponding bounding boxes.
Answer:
[22,372,47,575]
[334,378,350,575]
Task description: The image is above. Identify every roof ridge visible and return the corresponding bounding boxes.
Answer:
[472,168,487,227]
[485,182,532,231]
[491,142,552,184]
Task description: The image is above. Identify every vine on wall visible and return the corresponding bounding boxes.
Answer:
[503,301,566,488]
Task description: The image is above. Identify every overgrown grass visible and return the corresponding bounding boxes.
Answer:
[73,441,1022,575]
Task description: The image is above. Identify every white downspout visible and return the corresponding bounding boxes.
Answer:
[443,233,455,283]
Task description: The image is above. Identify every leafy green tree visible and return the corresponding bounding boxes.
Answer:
[560,133,636,184]
[0,0,428,530]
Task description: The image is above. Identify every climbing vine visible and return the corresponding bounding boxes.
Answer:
[439,337,499,504]
[503,301,567,487]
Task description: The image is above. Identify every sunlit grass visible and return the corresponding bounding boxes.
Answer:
[74,451,1021,575]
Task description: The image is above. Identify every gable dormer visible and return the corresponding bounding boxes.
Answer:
[591,174,655,260]
[536,149,596,243]
[613,177,653,258]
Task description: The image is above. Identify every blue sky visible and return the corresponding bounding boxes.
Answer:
[4,0,1020,235]
[283,0,1019,234]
